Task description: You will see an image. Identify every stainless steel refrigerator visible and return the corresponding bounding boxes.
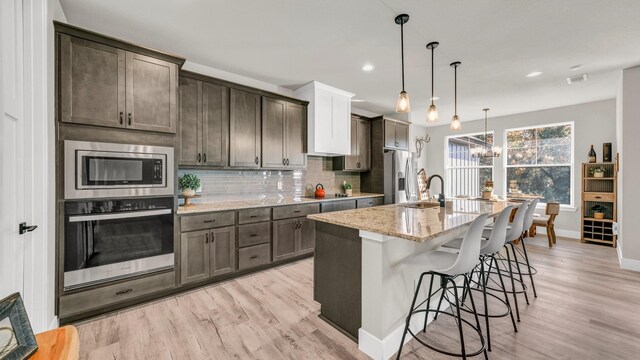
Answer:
[383,150,418,204]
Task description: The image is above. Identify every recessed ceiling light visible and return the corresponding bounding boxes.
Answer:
[570,64,583,71]
[526,71,543,78]
[351,99,365,102]
[362,64,374,72]
[430,96,439,101]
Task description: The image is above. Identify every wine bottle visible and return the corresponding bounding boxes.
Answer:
[588,144,596,163]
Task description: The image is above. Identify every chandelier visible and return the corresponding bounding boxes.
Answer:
[471,108,502,158]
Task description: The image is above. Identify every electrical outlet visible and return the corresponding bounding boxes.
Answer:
[277,181,283,190]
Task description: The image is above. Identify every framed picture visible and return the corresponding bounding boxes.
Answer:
[0,293,37,360]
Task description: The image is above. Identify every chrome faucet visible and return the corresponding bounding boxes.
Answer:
[426,174,445,207]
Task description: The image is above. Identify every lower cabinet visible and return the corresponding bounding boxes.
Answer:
[181,226,236,285]
[273,217,316,261]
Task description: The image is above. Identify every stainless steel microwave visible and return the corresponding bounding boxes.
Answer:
[64,140,174,199]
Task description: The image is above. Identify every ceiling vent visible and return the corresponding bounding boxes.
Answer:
[566,73,588,84]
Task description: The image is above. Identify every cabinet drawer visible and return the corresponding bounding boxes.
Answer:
[238,207,271,224]
[273,203,319,220]
[58,271,175,318]
[238,222,271,247]
[584,192,615,202]
[181,211,235,232]
[238,243,271,270]
[321,200,356,213]
[357,197,384,208]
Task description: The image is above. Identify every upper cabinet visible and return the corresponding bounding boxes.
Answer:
[178,75,229,167]
[262,97,307,169]
[294,81,354,156]
[334,115,371,172]
[229,89,262,168]
[56,22,184,134]
[383,117,409,151]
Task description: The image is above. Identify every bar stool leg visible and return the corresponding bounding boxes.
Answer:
[492,254,518,332]
[396,273,426,360]
[479,257,491,352]
[450,277,467,359]
[422,273,436,332]
[510,242,530,305]
[520,237,538,298]
[433,277,447,321]
[464,275,489,360]
[505,245,521,322]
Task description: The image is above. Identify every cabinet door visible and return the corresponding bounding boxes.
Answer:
[202,82,229,167]
[178,77,202,166]
[125,52,177,133]
[395,122,409,150]
[59,34,125,128]
[285,102,307,168]
[273,218,297,261]
[180,230,210,284]
[384,120,397,148]
[210,226,236,277]
[230,89,261,168]
[343,117,359,170]
[298,217,316,255]
[357,119,371,170]
[261,97,286,168]
[332,95,351,155]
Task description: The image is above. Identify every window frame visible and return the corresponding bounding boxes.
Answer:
[502,121,575,209]
[444,131,495,198]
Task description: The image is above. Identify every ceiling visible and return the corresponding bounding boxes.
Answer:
[59,0,640,126]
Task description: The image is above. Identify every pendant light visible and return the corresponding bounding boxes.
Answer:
[426,42,439,123]
[450,61,462,131]
[395,14,410,113]
[471,108,502,158]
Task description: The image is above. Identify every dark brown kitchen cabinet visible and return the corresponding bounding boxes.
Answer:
[180,226,236,285]
[58,33,178,133]
[384,118,409,150]
[273,217,315,261]
[178,76,229,166]
[230,89,262,168]
[334,116,370,171]
[261,97,307,169]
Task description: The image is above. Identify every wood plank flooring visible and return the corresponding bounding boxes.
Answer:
[75,236,640,359]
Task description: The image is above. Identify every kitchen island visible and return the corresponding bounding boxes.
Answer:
[308,199,510,360]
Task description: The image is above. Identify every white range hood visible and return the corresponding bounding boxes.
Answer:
[294,81,354,156]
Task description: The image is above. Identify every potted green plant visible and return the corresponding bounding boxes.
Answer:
[179,174,200,206]
[591,166,606,178]
[482,186,493,200]
[343,182,353,197]
[591,204,607,219]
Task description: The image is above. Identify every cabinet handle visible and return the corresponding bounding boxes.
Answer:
[293,210,301,213]
[115,288,133,295]
[203,153,207,163]
[255,156,259,165]
[283,158,286,165]
[249,234,258,237]
[203,219,215,223]
[249,255,259,259]
[119,112,124,124]
[286,159,290,166]
[197,153,201,163]
[368,201,374,205]
[250,215,259,218]
[595,196,601,199]
[128,113,132,126]
[395,141,399,147]
[205,233,209,244]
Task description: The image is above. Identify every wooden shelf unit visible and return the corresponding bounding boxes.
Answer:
[581,162,617,247]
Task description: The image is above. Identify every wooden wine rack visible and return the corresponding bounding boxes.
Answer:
[581,161,617,247]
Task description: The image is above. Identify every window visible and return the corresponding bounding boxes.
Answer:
[445,133,494,197]
[505,122,573,205]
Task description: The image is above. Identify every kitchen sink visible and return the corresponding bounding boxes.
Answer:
[401,202,441,209]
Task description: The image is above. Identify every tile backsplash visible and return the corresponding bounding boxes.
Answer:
[178,156,360,202]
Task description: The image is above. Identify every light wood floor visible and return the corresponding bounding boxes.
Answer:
[75,236,640,359]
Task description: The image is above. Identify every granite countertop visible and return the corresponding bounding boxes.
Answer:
[176,193,385,215]
[307,199,511,243]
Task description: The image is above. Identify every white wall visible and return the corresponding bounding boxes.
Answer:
[419,99,616,237]
[617,65,640,270]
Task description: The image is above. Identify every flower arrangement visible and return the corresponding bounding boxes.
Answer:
[178,173,200,196]
[591,204,607,219]
[590,166,606,178]
[482,186,493,199]
[343,182,353,196]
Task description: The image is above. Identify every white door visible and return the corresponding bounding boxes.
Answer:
[0,0,26,300]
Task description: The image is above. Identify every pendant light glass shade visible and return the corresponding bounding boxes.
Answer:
[426,42,439,123]
[396,91,410,112]
[450,115,462,130]
[395,14,410,113]
[427,104,439,122]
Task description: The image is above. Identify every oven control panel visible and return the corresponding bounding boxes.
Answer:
[65,196,174,215]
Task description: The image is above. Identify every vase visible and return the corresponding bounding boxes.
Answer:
[594,212,605,219]
[594,172,604,178]
[345,189,353,197]
[182,189,196,197]
[482,191,492,200]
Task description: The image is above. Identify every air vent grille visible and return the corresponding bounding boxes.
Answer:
[566,73,588,84]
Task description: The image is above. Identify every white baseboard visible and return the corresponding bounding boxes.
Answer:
[359,310,428,360]
[617,244,640,272]
[535,227,580,240]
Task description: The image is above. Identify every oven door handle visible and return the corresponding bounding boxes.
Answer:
[68,209,172,223]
